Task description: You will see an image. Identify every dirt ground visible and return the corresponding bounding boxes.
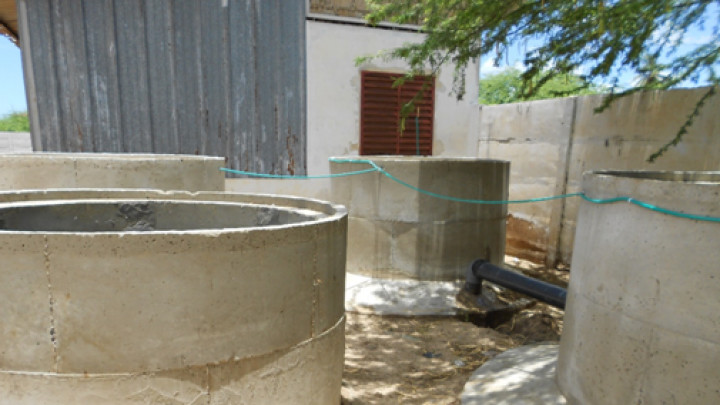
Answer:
[341,259,568,405]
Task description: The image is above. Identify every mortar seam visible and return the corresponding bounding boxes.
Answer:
[42,235,59,372]
[0,315,346,379]
[311,226,319,337]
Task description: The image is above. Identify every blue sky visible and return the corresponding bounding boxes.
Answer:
[0,37,25,117]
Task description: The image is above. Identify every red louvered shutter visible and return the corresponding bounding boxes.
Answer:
[360,71,434,156]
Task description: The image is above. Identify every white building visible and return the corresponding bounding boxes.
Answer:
[227,3,480,200]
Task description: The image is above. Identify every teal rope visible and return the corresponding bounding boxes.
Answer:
[329,157,582,204]
[220,166,378,179]
[329,157,720,223]
[581,194,720,223]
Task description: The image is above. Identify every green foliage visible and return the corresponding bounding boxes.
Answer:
[364,0,720,161]
[479,68,600,105]
[0,111,30,132]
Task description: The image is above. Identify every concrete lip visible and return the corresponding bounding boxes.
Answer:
[0,199,322,232]
[590,169,720,182]
[0,189,347,404]
[0,153,226,191]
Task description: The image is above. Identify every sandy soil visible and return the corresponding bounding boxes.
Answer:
[341,261,567,404]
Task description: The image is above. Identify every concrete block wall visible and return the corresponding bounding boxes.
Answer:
[0,132,31,153]
[479,86,720,266]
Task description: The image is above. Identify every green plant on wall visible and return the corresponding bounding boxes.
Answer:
[362,0,720,162]
[0,111,30,132]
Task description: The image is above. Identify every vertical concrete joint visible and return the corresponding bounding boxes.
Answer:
[311,226,319,337]
[549,97,579,267]
[42,235,59,372]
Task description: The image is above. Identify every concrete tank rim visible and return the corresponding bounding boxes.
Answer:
[330,155,510,164]
[0,193,347,235]
[0,152,225,162]
[0,188,348,216]
[587,170,720,184]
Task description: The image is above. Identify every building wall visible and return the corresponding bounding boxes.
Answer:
[479,86,720,266]
[0,132,31,153]
[19,0,306,175]
[227,18,480,199]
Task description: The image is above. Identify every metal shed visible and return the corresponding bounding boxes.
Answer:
[14,0,306,175]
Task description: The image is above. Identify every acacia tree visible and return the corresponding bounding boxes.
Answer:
[363,0,720,161]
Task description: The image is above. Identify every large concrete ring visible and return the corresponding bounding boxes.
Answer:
[0,190,347,404]
[557,171,720,404]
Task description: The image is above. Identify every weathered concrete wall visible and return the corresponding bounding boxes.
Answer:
[557,171,720,404]
[0,190,347,404]
[478,98,575,264]
[227,18,480,200]
[479,86,720,265]
[0,132,31,153]
[331,157,509,280]
[0,153,225,191]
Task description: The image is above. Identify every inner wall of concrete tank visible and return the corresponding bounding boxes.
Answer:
[330,156,510,281]
[557,170,720,405]
[0,200,315,232]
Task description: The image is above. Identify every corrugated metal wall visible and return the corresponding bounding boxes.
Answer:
[19,0,306,175]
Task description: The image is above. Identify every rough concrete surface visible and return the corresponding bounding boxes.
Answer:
[478,87,720,266]
[0,153,225,191]
[331,156,509,280]
[0,132,31,154]
[345,272,461,316]
[557,171,720,405]
[461,343,565,405]
[0,190,347,404]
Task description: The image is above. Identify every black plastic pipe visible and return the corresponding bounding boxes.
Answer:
[465,259,567,309]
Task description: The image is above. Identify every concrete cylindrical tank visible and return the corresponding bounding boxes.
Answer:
[557,171,720,404]
[0,190,346,404]
[0,153,225,191]
[330,156,509,280]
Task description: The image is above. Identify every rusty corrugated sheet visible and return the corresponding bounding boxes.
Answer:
[360,71,434,156]
[18,0,306,175]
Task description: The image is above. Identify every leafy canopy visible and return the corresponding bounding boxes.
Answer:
[478,68,600,105]
[0,111,30,132]
[363,0,720,161]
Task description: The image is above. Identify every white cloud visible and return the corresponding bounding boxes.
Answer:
[479,58,525,78]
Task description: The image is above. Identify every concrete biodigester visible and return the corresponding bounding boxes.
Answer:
[557,171,720,404]
[330,156,510,281]
[0,190,347,404]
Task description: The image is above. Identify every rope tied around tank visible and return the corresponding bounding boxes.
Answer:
[218,159,720,223]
